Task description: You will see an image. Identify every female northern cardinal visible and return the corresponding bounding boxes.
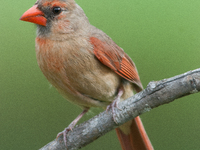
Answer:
[20,0,153,149]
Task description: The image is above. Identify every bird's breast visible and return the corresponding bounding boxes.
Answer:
[35,37,121,106]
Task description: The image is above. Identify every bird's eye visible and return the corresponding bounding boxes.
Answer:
[52,7,62,15]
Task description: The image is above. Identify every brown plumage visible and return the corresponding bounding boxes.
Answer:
[20,0,153,149]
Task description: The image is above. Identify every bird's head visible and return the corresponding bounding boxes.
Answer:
[20,0,89,38]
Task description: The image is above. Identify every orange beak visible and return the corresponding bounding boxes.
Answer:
[20,5,47,26]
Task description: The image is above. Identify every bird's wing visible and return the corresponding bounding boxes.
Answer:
[90,37,143,92]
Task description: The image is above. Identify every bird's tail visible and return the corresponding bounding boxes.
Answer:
[115,116,153,150]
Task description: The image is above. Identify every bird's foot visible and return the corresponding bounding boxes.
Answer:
[106,88,123,124]
[56,109,89,147]
[56,126,73,147]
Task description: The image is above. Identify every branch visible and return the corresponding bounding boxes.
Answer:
[40,68,200,150]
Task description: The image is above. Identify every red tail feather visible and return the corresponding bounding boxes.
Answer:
[115,116,153,150]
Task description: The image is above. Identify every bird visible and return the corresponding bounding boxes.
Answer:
[20,0,153,149]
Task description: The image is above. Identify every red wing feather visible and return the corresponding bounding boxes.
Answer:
[90,37,143,91]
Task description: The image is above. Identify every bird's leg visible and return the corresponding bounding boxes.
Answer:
[106,88,123,123]
[56,108,89,147]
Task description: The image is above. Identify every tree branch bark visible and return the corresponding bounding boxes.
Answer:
[40,68,200,150]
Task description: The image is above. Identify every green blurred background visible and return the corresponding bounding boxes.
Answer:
[1,0,200,149]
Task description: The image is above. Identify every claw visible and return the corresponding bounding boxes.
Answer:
[56,127,72,146]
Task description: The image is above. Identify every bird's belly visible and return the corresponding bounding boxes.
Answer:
[65,53,121,103]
